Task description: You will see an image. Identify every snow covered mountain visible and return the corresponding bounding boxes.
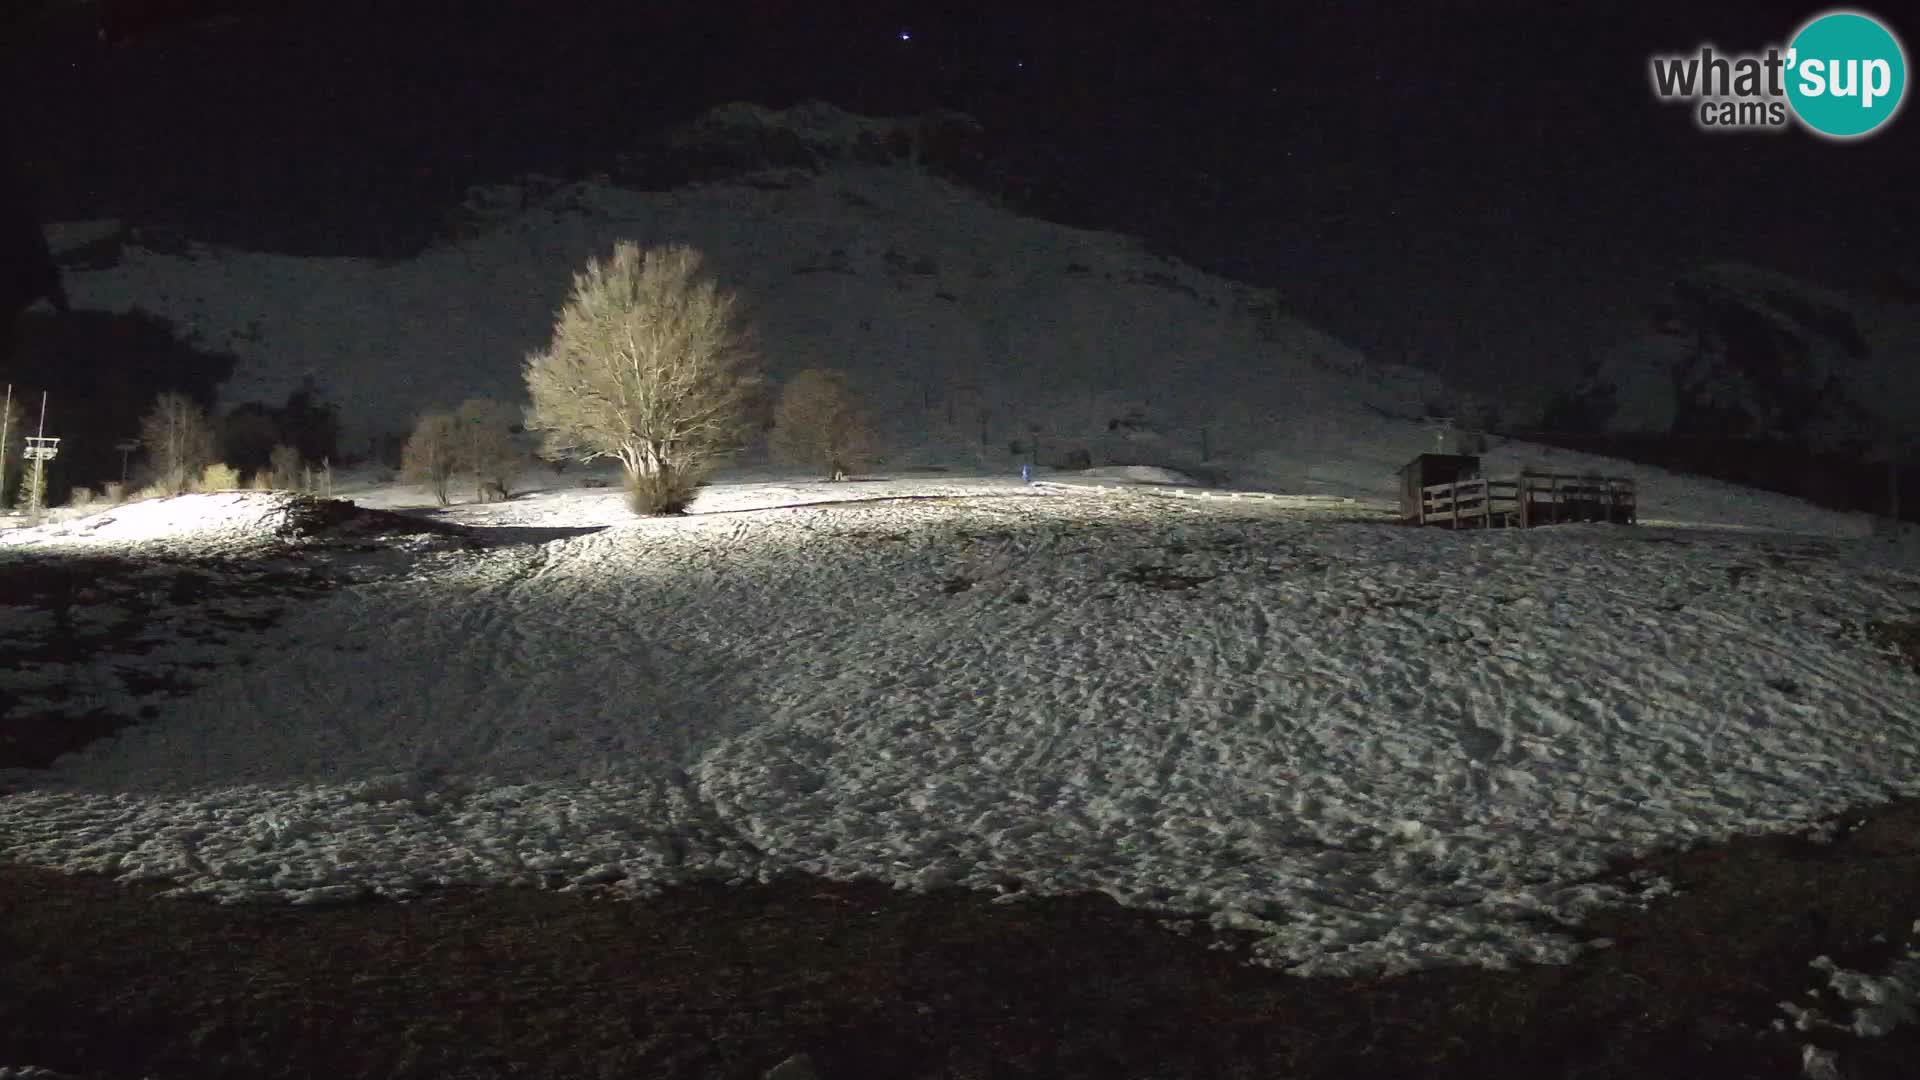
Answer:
[40,102,1473,491]
[1543,262,1920,459]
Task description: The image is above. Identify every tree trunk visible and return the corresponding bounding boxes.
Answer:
[621,441,675,485]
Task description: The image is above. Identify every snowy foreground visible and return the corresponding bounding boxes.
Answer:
[3,477,1920,982]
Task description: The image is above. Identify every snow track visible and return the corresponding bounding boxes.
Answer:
[3,489,1919,975]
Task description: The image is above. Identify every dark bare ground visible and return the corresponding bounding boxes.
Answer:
[1866,619,1920,675]
[1,801,1918,1080]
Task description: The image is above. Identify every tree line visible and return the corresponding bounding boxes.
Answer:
[9,240,877,515]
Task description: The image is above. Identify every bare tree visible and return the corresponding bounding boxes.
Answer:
[454,397,523,501]
[769,368,878,481]
[138,392,218,494]
[0,389,21,507]
[269,443,304,491]
[523,242,760,514]
[400,412,459,505]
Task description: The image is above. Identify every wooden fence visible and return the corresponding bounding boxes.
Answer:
[1418,471,1636,529]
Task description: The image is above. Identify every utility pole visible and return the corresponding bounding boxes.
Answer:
[0,383,11,508]
[31,390,47,514]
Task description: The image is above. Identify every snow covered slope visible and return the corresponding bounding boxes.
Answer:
[1549,262,1920,455]
[3,483,1919,978]
[48,103,1468,484]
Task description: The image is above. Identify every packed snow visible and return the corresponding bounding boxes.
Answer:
[1,491,323,554]
[4,478,1919,978]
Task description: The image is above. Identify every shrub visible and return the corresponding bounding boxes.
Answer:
[368,430,408,471]
[1054,447,1092,471]
[249,467,274,491]
[274,382,340,465]
[65,486,97,509]
[220,386,342,473]
[17,465,47,513]
[220,405,281,473]
[401,412,459,505]
[196,463,241,492]
[454,397,522,501]
[769,367,877,481]
[102,481,125,505]
[269,443,304,491]
[523,242,760,515]
[139,392,219,494]
[626,462,705,515]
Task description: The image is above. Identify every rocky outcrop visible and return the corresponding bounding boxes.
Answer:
[1543,263,1886,455]
[616,101,985,189]
[1530,262,1920,519]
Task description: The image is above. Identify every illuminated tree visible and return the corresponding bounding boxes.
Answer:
[138,392,218,495]
[524,243,759,514]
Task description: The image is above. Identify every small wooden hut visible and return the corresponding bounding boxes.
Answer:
[1398,454,1482,523]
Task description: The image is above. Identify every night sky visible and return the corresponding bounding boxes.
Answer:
[4,0,1914,406]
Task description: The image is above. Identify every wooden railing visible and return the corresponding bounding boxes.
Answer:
[1420,472,1635,528]
[1421,477,1520,528]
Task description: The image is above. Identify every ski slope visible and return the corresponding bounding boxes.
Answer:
[3,476,1918,980]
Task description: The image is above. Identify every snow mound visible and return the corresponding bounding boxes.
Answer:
[1781,934,1920,1039]
[1812,952,1920,1037]
[0,492,304,551]
[1076,465,1204,486]
[0,492,469,555]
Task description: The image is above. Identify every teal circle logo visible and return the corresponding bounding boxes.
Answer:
[1786,10,1907,138]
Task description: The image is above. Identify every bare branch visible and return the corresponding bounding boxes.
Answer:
[523,242,760,513]
[769,368,879,481]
